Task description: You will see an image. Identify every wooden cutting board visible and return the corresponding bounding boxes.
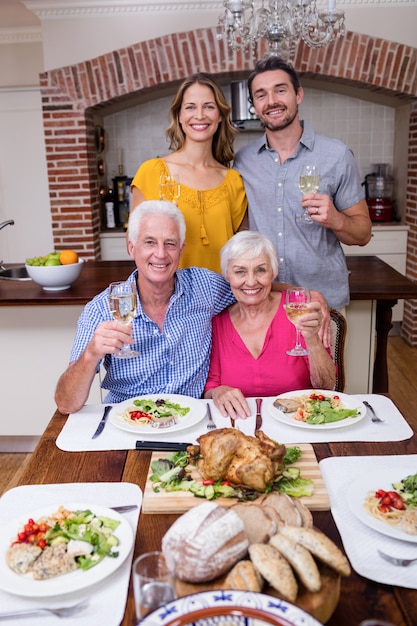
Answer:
[142,443,329,513]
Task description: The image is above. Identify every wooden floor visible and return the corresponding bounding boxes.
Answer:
[1,336,416,498]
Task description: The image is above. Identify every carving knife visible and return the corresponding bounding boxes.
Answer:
[135,441,192,451]
[92,405,112,439]
[255,397,263,431]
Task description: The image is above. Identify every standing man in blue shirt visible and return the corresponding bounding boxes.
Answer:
[234,56,372,311]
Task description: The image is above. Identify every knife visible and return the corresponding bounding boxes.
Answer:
[92,405,112,439]
[255,397,263,431]
[135,441,192,451]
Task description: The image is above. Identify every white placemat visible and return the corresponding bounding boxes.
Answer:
[320,455,417,588]
[0,482,142,626]
[56,394,412,452]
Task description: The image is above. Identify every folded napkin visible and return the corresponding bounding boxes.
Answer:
[56,394,412,452]
[0,482,142,626]
[320,455,417,589]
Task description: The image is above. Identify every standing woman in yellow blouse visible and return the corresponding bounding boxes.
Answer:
[130,73,248,273]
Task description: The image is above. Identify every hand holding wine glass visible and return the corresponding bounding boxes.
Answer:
[297,164,320,222]
[108,281,139,358]
[159,174,180,204]
[285,288,310,356]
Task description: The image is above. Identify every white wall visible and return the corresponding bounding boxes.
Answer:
[0,88,53,263]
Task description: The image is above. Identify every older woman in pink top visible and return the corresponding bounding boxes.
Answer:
[203,231,336,421]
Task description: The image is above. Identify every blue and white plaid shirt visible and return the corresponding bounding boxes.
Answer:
[70,267,235,403]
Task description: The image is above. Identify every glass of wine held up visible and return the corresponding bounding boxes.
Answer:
[108,281,139,358]
[159,173,180,204]
[297,164,320,223]
[285,288,310,357]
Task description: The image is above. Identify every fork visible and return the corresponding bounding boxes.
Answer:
[377,549,417,567]
[206,403,216,430]
[363,400,385,423]
[0,599,89,620]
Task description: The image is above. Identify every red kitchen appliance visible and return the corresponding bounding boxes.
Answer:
[364,163,394,222]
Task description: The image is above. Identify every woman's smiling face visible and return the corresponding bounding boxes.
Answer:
[179,83,222,142]
[227,253,275,305]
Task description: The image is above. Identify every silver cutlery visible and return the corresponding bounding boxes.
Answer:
[92,405,112,438]
[377,549,417,567]
[363,400,385,423]
[255,397,263,432]
[206,403,216,430]
[135,441,191,451]
[111,504,138,513]
[0,599,89,620]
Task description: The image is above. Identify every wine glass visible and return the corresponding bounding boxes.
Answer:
[297,164,320,222]
[285,288,310,356]
[108,281,139,358]
[159,174,180,204]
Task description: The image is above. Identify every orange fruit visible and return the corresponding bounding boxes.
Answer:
[60,250,79,265]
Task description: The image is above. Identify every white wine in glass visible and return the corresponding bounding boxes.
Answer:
[109,281,139,358]
[159,174,180,204]
[297,165,320,222]
[285,288,310,356]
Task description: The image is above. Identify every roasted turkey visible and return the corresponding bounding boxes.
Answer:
[187,428,286,492]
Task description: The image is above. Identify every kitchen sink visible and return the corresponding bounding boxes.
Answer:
[0,264,31,281]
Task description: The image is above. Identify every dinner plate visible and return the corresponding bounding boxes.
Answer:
[346,468,417,543]
[108,394,206,435]
[140,590,323,626]
[266,389,366,430]
[0,502,134,597]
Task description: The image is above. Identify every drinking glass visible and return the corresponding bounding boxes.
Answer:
[285,288,310,356]
[133,551,176,622]
[159,174,180,204]
[297,164,320,222]
[108,281,139,358]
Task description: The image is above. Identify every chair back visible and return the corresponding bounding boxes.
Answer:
[329,308,347,392]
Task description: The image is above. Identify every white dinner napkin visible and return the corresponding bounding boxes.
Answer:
[320,455,417,588]
[0,482,142,626]
[56,394,412,452]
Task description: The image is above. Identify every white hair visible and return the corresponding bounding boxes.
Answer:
[220,231,279,279]
[128,200,186,246]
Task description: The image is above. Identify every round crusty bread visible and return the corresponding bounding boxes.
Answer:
[161,501,249,583]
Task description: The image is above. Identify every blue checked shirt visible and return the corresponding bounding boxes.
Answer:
[234,121,365,310]
[69,267,235,403]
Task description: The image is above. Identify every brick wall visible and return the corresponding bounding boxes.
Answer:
[40,27,417,342]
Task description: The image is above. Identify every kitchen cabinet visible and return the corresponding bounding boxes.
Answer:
[100,232,131,261]
[342,223,409,322]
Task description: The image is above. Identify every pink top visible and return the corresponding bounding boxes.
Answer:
[204,296,313,397]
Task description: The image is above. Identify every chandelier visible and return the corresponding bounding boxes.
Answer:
[217,0,346,58]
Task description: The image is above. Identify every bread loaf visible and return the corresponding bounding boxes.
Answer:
[231,502,276,544]
[161,501,249,583]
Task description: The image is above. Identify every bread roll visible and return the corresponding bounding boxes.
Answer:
[269,533,321,592]
[278,525,351,577]
[224,559,263,592]
[249,543,298,602]
[161,502,249,583]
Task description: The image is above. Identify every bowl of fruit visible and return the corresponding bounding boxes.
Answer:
[25,250,84,291]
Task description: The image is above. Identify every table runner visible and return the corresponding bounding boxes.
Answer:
[56,394,412,452]
[320,455,417,589]
[0,482,142,626]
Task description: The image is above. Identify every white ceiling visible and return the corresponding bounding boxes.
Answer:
[0,0,40,28]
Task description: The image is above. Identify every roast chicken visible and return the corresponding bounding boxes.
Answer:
[187,428,286,492]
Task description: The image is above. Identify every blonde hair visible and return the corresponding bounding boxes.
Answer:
[166,73,237,166]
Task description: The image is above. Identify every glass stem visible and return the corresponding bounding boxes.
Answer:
[295,327,302,349]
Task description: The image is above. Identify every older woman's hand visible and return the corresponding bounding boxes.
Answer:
[298,301,323,340]
[210,386,251,420]
[310,289,331,347]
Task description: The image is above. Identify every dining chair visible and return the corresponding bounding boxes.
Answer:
[329,308,347,392]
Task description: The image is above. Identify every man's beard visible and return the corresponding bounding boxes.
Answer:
[259,105,298,132]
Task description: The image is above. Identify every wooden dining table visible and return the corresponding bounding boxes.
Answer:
[12,406,417,626]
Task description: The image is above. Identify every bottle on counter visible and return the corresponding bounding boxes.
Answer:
[105,187,116,229]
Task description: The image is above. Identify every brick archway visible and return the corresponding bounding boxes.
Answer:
[40,27,417,341]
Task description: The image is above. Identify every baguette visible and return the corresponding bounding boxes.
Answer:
[278,525,351,577]
[224,559,263,592]
[249,543,298,602]
[269,533,321,592]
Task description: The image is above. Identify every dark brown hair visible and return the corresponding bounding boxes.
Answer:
[166,73,237,166]
[248,57,302,105]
